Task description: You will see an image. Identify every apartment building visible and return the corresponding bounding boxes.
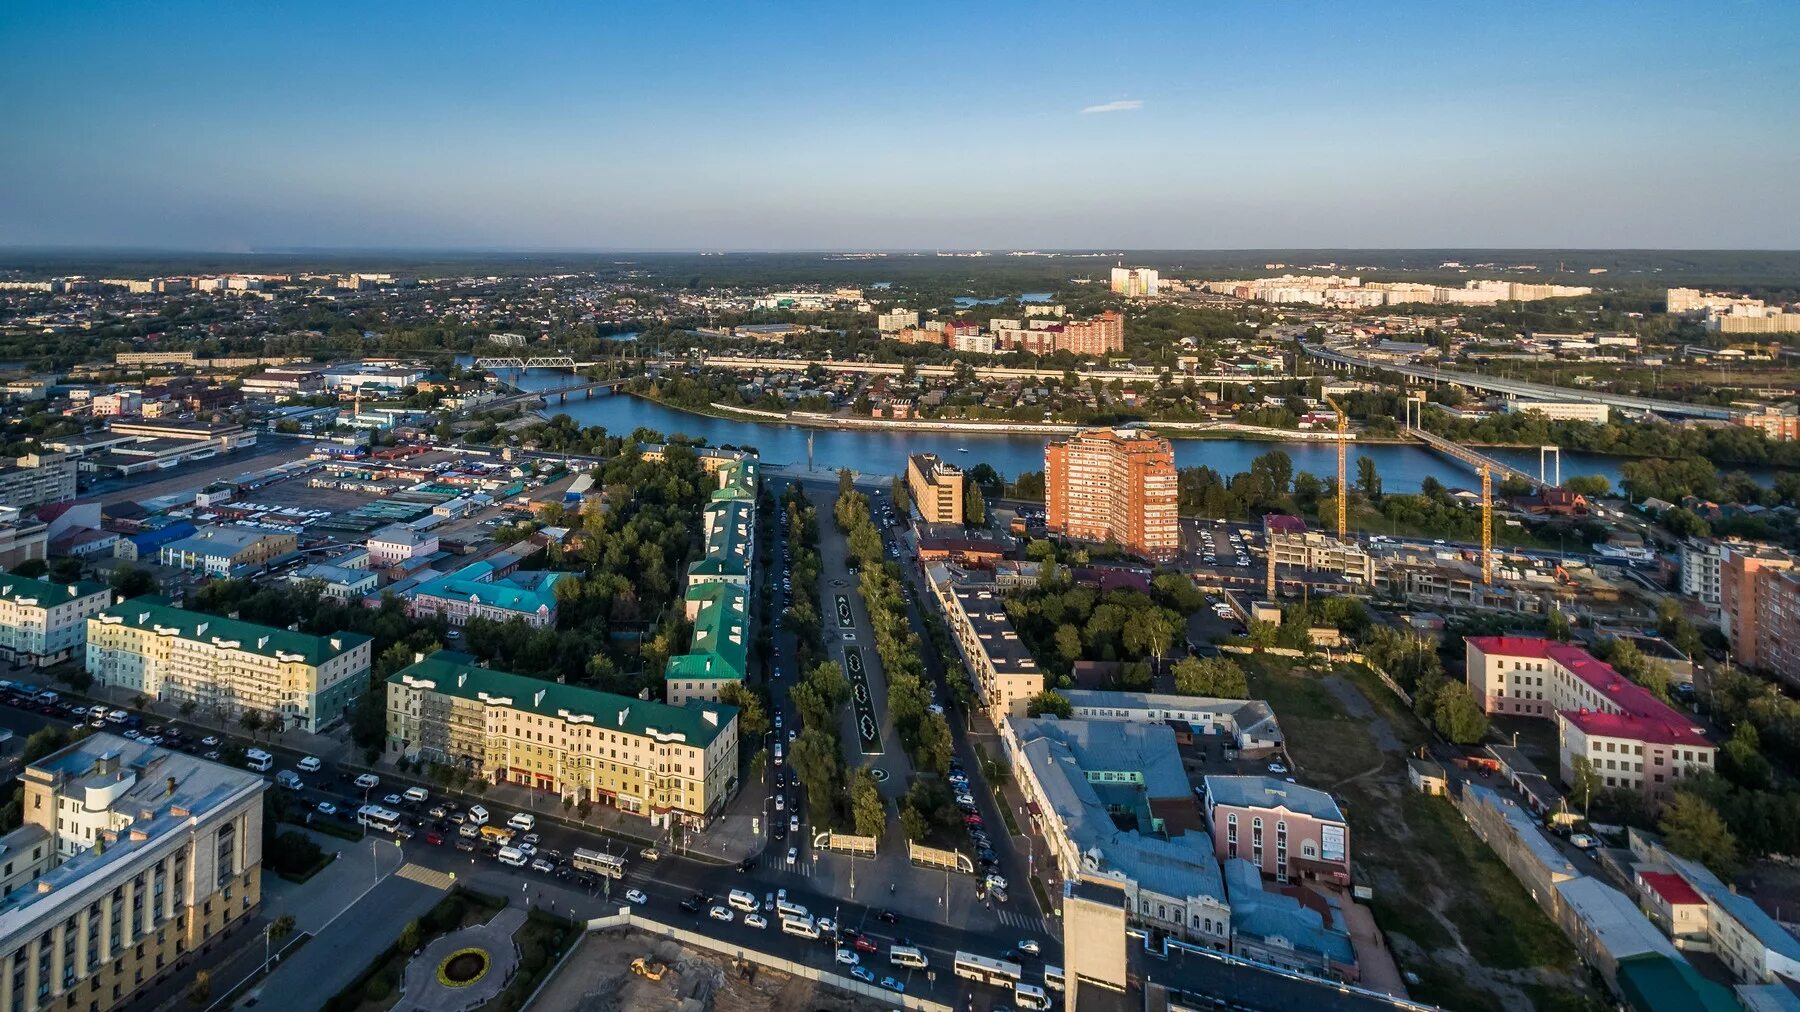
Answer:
[1678,538,1727,618]
[1007,716,1230,949]
[86,597,372,733]
[1735,406,1800,442]
[1749,570,1800,687]
[1203,776,1351,887]
[0,573,109,666]
[1465,637,1714,799]
[0,513,48,570]
[924,563,1043,718]
[876,308,918,333]
[405,561,564,629]
[386,651,739,827]
[666,457,757,706]
[1110,267,1159,298]
[365,524,438,567]
[0,455,76,512]
[906,453,965,525]
[1263,517,1374,583]
[157,525,296,578]
[1721,544,1794,673]
[1046,428,1179,562]
[0,735,265,1012]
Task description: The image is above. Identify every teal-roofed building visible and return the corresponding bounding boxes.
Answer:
[666,454,758,706]
[387,651,739,825]
[86,596,372,732]
[1614,954,1739,1012]
[405,561,565,629]
[0,571,109,665]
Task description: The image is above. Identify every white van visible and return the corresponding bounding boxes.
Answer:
[497,846,527,867]
[889,946,928,969]
[467,805,490,826]
[275,770,304,790]
[508,812,535,832]
[353,773,380,790]
[1014,982,1051,1010]
[779,915,819,940]
[244,749,274,773]
[403,786,429,804]
[728,889,758,913]
[775,898,809,921]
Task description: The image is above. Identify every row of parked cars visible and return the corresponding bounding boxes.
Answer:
[950,762,1008,900]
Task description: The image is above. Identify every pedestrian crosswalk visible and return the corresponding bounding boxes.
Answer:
[761,851,816,877]
[992,907,1052,934]
[394,863,454,890]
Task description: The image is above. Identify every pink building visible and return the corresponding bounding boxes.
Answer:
[1465,636,1715,800]
[1202,775,1350,886]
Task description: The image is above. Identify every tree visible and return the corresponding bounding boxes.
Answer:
[1355,456,1383,500]
[1721,723,1772,790]
[850,769,886,838]
[189,971,213,1006]
[790,728,844,826]
[1172,656,1248,698]
[916,713,954,775]
[1054,623,1083,663]
[270,913,297,945]
[964,483,987,526]
[1028,691,1072,719]
[1569,755,1601,812]
[1566,474,1611,497]
[240,710,265,740]
[1430,682,1490,745]
[1660,791,1738,876]
[1546,607,1572,643]
[179,700,198,720]
[110,563,155,599]
[1123,609,1178,669]
[718,683,770,739]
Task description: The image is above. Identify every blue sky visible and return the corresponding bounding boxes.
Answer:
[3,1,1797,250]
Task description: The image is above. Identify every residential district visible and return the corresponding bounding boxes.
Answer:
[0,257,1798,1012]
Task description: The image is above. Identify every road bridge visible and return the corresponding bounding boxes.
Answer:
[1409,427,1549,491]
[1303,343,1737,420]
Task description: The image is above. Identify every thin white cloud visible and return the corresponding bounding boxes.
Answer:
[1081,99,1143,115]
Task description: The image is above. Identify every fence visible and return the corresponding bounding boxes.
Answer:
[814,831,878,856]
[908,841,974,874]
[548,909,953,1012]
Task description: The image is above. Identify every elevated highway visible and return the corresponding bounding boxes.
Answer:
[1302,343,1737,420]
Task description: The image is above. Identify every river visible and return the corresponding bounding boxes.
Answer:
[491,368,1644,492]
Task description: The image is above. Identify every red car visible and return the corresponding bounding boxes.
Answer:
[964,814,983,827]
[852,935,878,954]
[424,831,444,846]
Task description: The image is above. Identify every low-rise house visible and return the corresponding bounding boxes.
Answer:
[1202,776,1351,887]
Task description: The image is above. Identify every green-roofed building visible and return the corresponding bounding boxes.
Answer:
[1615,954,1738,1012]
[86,596,373,732]
[710,457,758,504]
[387,651,739,824]
[666,583,748,705]
[0,570,109,665]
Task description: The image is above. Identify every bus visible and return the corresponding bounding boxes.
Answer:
[1043,965,1065,991]
[953,951,1023,987]
[1013,982,1052,1010]
[570,848,627,880]
[356,805,403,834]
[244,749,274,773]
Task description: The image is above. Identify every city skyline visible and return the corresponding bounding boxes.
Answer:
[4,1,1799,251]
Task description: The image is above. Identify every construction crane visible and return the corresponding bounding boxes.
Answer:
[1480,464,1494,586]
[1266,537,1277,601]
[1323,393,1349,540]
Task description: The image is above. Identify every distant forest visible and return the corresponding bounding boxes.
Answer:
[5,248,1800,295]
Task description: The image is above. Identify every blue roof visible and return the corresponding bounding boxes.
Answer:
[128,521,197,552]
[1204,776,1345,824]
[1224,858,1356,966]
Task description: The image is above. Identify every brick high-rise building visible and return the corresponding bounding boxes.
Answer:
[1722,544,1794,672]
[907,453,965,525]
[1752,570,1800,687]
[1055,310,1125,357]
[1045,427,1179,561]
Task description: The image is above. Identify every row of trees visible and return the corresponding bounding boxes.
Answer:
[1001,572,1186,684]
[835,474,954,775]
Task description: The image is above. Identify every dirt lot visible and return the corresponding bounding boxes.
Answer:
[528,928,894,1012]
[1239,656,1607,1012]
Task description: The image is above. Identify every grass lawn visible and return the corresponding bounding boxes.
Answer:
[1242,654,1589,1011]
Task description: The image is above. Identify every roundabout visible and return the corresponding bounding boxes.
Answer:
[400,906,526,1010]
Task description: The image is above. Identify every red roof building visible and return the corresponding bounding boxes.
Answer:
[1466,636,1716,800]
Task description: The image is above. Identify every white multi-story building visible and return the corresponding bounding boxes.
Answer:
[1110,267,1159,298]
[1501,399,1611,424]
[86,597,372,733]
[876,308,919,333]
[365,524,438,567]
[0,573,110,666]
[1680,539,1726,618]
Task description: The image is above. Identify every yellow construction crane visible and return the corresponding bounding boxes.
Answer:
[1480,464,1494,586]
[1266,537,1276,601]
[1323,393,1349,540]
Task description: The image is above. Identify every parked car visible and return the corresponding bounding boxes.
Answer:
[878,975,905,993]
[850,966,875,983]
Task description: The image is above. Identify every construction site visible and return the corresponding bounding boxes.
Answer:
[527,928,898,1012]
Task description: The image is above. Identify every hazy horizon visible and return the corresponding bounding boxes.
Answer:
[4,1,1798,251]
